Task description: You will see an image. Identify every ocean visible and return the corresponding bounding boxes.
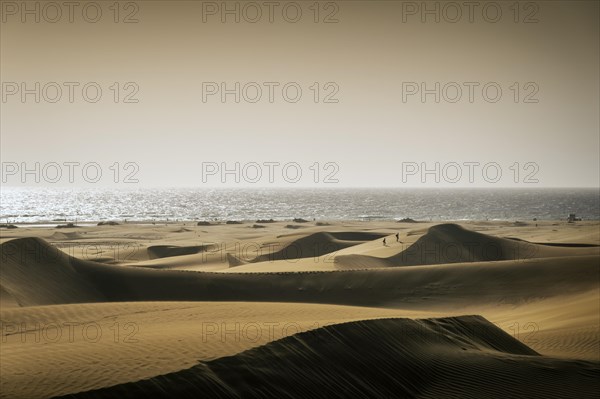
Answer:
[1,187,598,224]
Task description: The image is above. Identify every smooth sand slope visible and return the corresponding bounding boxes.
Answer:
[1,221,599,398]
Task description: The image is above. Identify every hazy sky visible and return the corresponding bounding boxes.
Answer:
[1,0,598,188]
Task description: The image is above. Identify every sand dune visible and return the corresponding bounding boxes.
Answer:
[2,236,598,308]
[335,223,599,268]
[112,229,388,271]
[48,231,84,241]
[0,301,440,399]
[0,237,106,306]
[2,297,597,398]
[245,231,386,263]
[54,316,599,399]
[1,221,598,398]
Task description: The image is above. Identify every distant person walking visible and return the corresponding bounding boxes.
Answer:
[395,233,400,242]
[383,238,387,246]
